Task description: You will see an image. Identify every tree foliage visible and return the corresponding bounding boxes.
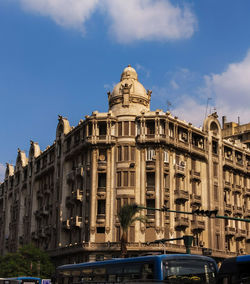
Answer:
[118,203,145,257]
[0,244,54,278]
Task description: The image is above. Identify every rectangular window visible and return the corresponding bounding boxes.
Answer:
[164,174,169,189]
[117,172,121,187]
[164,150,169,163]
[146,199,155,216]
[118,146,122,161]
[146,148,155,161]
[146,121,155,135]
[123,171,128,187]
[213,163,218,177]
[97,199,106,215]
[146,172,155,187]
[214,185,218,201]
[129,226,135,242]
[117,199,121,213]
[98,173,106,188]
[88,123,92,136]
[118,122,122,136]
[124,121,129,136]
[131,146,135,161]
[124,146,129,161]
[131,121,135,136]
[191,159,196,170]
[130,172,135,187]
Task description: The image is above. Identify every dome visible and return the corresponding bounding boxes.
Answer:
[108,65,151,115]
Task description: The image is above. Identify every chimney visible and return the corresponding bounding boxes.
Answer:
[238,116,240,125]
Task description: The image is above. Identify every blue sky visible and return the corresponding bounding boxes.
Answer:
[0,0,250,181]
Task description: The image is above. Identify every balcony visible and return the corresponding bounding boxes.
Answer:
[224,203,232,214]
[225,226,236,237]
[175,164,186,177]
[235,229,246,240]
[232,184,242,194]
[71,216,82,228]
[190,194,202,206]
[233,206,243,216]
[174,190,189,203]
[62,219,70,230]
[191,220,205,232]
[244,208,250,218]
[246,231,250,242]
[224,181,232,191]
[244,188,250,197]
[175,216,189,230]
[190,170,201,182]
[72,189,83,202]
[146,186,155,197]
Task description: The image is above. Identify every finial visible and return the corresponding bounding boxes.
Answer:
[128,64,131,67]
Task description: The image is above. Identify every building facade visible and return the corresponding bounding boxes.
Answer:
[0,65,250,265]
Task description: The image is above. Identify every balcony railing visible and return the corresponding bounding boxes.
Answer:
[175,164,186,176]
[190,170,201,181]
[225,227,236,237]
[235,229,246,240]
[190,194,202,206]
[175,216,189,229]
[191,220,205,232]
[174,190,189,203]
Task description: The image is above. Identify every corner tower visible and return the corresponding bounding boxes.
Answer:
[108,65,151,116]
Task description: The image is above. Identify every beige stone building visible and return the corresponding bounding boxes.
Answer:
[0,65,250,265]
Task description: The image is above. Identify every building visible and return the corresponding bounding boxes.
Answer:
[0,65,250,265]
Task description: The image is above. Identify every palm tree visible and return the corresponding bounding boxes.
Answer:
[118,203,145,258]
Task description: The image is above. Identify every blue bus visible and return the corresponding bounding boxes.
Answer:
[217,255,250,284]
[0,277,41,284]
[56,254,217,283]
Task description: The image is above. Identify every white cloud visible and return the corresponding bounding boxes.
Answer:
[0,163,5,182]
[204,51,250,124]
[153,52,250,127]
[18,0,197,42]
[105,0,197,43]
[20,0,99,33]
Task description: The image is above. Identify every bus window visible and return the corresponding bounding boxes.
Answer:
[163,259,217,283]
[142,263,154,279]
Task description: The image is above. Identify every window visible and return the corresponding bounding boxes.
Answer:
[118,122,122,136]
[124,121,129,136]
[214,185,218,201]
[124,172,128,187]
[164,150,169,163]
[130,172,135,187]
[97,227,105,234]
[97,200,106,215]
[88,123,92,136]
[131,147,135,161]
[213,163,218,177]
[146,172,155,187]
[118,146,122,161]
[146,121,155,135]
[124,146,129,161]
[146,148,155,161]
[98,173,106,188]
[98,122,107,136]
[146,199,155,216]
[117,172,121,187]
[131,121,135,136]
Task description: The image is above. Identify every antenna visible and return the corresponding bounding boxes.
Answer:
[166,100,172,112]
[205,98,212,119]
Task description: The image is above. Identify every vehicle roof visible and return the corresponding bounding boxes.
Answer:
[57,254,216,270]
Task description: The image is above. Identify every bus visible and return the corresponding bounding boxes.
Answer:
[0,277,41,284]
[56,254,217,283]
[217,255,250,283]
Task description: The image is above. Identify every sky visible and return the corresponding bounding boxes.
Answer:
[0,0,250,181]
